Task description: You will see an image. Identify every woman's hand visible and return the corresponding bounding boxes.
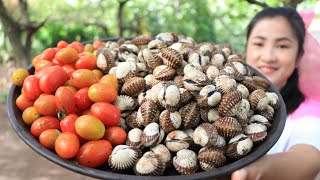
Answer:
[231,144,320,180]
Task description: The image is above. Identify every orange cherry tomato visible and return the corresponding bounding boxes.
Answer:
[68,41,84,53]
[92,69,103,80]
[99,74,118,91]
[75,54,97,70]
[16,94,35,111]
[55,132,80,159]
[70,69,99,89]
[34,60,54,72]
[11,68,30,86]
[88,83,118,103]
[30,116,60,137]
[93,40,105,50]
[55,47,79,65]
[39,129,61,150]
[40,48,56,61]
[57,40,68,48]
[75,115,105,140]
[34,94,57,116]
[84,43,95,53]
[104,127,127,147]
[22,106,41,126]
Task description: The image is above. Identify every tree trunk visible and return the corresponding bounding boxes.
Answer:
[117,0,129,37]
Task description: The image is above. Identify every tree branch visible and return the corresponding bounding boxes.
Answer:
[246,0,269,8]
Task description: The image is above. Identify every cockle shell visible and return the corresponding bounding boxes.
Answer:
[126,128,143,148]
[183,69,210,91]
[206,65,220,81]
[153,65,176,81]
[200,108,221,123]
[249,114,272,129]
[137,100,160,126]
[193,123,218,147]
[165,130,193,152]
[159,110,182,133]
[151,144,172,168]
[214,75,237,94]
[214,117,242,138]
[104,41,119,50]
[221,44,232,57]
[173,149,199,175]
[126,111,144,129]
[144,74,162,89]
[220,66,236,79]
[225,62,246,81]
[266,92,280,110]
[141,123,165,147]
[174,75,185,88]
[188,51,210,67]
[155,32,178,46]
[259,104,275,121]
[169,42,194,59]
[210,53,225,69]
[148,39,167,54]
[237,83,250,99]
[179,88,194,106]
[96,47,115,73]
[113,95,135,112]
[121,77,146,97]
[134,151,166,176]
[158,81,180,111]
[147,54,164,70]
[160,47,183,69]
[115,62,137,84]
[196,85,221,107]
[108,145,142,171]
[241,76,261,92]
[218,91,242,117]
[118,44,139,62]
[197,147,226,171]
[131,35,152,49]
[249,89,269,111]
[226,54,243,63]
[244,123,268,143]
[226,134,253,159]
[252,76,271,90]
[183,63,203,74]
[235,99,251,127]
[179,102,200,129]
[197,42,216,57]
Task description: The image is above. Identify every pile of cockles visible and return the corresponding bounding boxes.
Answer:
[95,32,280,176]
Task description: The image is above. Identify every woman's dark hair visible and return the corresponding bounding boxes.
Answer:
[246,7,306,114]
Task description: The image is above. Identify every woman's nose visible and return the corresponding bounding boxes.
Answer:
[260,47,276,63]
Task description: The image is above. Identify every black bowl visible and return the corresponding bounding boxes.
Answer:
[7,46,286,180]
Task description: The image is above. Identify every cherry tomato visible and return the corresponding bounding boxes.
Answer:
[22,75,42,100]
[51,58,63,66]
[11,68,30,86]
[84,43,95,53]
[34,60,54,72]
[70,69,99,89]
[75,115,105,140]
[22,106,41,126]
[55,47,79,65]
[104,127,127,146]
[74,87,93,111]
[76,140,112,168]
[32,55,41,67]
[57,40,68,48]
[40,48,56,61]
[55,132,80,159]
[38,65,68,94]
[62,64,76,79]
[30,116,60,137]
[93,40,105,50]
[88,83,118,103]
[90,102,120,127]
[92,69,103,80]
[60,114,87,143]
[39,129,61,150]
[55,86,77,117]
[34,94,57,116]
[99,74,118,91]
[75,54,97,70]
[16,94,35,111]
[68,41,84,53]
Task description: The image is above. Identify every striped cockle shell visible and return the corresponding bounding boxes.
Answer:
[160,47,183,69]
[188,51,210,67]
[155,32,178,46]
[206,65,220,81]
[136,62,148,77]
[249,89,269,111]
[200,108,221,123]
[165,130,193,152]
[137,91,150,106]
[159,110,182,133]
[220,66,236,79]
[193,123,218,147]
[153,65,176,81]
[175,60,188,76]
[179,88,194,106]
[214,75,237,94]
[144,74,162,89]
[241,76,261,92]
[178,35,196,45]
[235,99,251,127]
[214,117,243,138]
[226,134,253,159]
[96,47,115,73]
[113,95,135,112]
[118,44,139,62]
[226,54,243,63]
[197,147,226,171]
[148,82,166,105]
[121,77,146,97]
[148,39,167,54]
[221,44,232,57]
[249,114,272,129]
[218,91,242,117]
[183,69,210,92]
[137,100,160,127]
[244,123,268,143]
[174,75,185,88]
[118,118,129,132]
[126,128,143,148]
[108,145,142,171]
[252,76,271,90]
[259,104,275,121]
[115,62,137,84]
[134,151,166,176]
[131,35,152,49]
[196,85,221,107]
[108,66,117,76]
[237,83,250,99]
[179,102,200,129]
[210,53,225,69]
[225,62,246,81]
[126,111,144,129]
[183,63,203,75]
[158,81,180,111]
[148,54,164,70]
[198,42,216,57]
[151,144,172,168]
[266,92,280,110]
[138,48,157,66]
[173,149,199,175]
[169,42,194,59]
[141,123,165,147]
[104,41,119,50]
[213,134,227,149]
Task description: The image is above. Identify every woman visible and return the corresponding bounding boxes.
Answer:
[232,7,320,180]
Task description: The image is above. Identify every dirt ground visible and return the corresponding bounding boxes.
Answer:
[0,102,97,180]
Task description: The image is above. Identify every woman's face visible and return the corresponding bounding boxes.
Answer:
[246,16,299,90]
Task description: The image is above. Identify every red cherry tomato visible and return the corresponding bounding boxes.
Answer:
[55,47,79,65]
[75,54,97,70]
[55,86,77,117]
[62,64,76,79]
[60,114,87,144]
[75,115,105,140]
[104,127,127,146]
[55,132,80,159]
[74,87,93,111]
[39,129,61,150]
[57,40,68,48]
[93,40,105,50]
[68,41,84,53]
[40,48,56,61]
[90,102,121,127]
[22,75,42,101]
[38,66,68,94]
[34,94,57,116]
[70,69,99,89]
[76,140,112,168]
[30,116,60,137]
[16,94,35,111]
[88,83,118,103]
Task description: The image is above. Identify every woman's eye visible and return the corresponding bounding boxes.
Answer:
[253,42,263,47]
[277,45,288,49]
